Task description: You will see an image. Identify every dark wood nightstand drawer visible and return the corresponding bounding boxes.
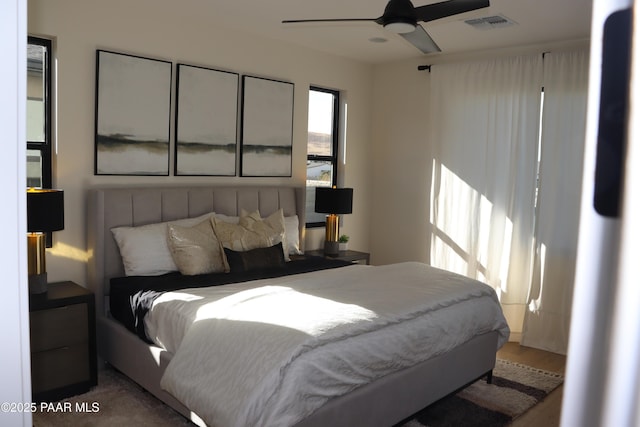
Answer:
[29,281,97,402]
[30,303,88,352]
[31,344,90,394]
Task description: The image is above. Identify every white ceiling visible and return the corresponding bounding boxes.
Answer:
[195,0,593,64]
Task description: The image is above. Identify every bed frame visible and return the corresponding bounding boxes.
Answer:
[86,185,498,427]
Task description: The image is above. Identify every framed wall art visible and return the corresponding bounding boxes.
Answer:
[240,75,294,177]
[175,64,239,176]
[94,50,172,175]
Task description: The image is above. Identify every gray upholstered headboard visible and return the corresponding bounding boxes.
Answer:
[86,185,306,316]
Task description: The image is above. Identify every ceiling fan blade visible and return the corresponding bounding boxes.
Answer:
[414,0,490,23]
[282,18,377,24]
[399,25,441,53]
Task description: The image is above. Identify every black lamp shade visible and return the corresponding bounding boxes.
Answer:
[315,187,353,214]
[27,189,64,232]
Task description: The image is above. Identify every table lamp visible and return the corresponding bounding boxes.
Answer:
[27,188,64,294]
[315,187,353,256]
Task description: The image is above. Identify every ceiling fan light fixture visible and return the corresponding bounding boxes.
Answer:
[384,21,417,34]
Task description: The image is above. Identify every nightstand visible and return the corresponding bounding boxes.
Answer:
[29,281,97,402]
[306,249,371,265]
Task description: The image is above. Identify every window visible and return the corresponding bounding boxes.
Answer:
[306,87,339,227]
[27,37,52,189]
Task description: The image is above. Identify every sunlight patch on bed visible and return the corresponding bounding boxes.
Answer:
[155,291,204,303]
[193,286,377,335]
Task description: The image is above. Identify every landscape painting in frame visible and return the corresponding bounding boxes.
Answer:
[241,76,294,177]
[95,50,172,175]
[175,64,239,176]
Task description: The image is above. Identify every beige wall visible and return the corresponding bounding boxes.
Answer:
[370,59,433,266]
[28,0,374,286]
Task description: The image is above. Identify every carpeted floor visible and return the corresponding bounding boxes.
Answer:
[32,367,192,427]
[32,359,563,427]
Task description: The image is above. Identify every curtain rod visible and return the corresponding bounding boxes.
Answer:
[419,51,553,72]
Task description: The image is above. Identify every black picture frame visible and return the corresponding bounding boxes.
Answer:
[174,64,239,176]
[240,75,294,177]
[94,50,172,175]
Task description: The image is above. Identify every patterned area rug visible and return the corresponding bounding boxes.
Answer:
[400,359,564,427]
[32,359,562,427]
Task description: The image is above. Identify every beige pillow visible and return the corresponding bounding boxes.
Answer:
[167,219,227,275]
[239,209,289,261]
[211,217,271,253]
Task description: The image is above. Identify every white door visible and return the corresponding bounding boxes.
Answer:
[562,1,640,426]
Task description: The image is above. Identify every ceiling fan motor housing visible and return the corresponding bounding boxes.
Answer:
[380,0,418,32]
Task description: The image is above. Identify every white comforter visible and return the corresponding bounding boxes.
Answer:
[146,262,509,427]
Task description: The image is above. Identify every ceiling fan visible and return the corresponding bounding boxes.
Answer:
[282,0,490,54]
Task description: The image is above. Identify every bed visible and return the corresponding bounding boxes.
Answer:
[86,185,509,427]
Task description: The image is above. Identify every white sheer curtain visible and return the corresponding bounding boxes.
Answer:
[429,55,543,339]
[522,50,589,353]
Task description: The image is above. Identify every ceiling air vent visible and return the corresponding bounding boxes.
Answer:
[464,14,517,30]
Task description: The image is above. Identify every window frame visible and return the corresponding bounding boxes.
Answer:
[306,86,340,228]
[27,36,52,189]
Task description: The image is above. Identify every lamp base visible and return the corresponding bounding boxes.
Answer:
[28,232,48,294]
[324,241,339,256]
[29,272,48,294]
[324,213,340,256]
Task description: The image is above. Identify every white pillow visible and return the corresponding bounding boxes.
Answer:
[284,215,302,255]
[111,212,215,276]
